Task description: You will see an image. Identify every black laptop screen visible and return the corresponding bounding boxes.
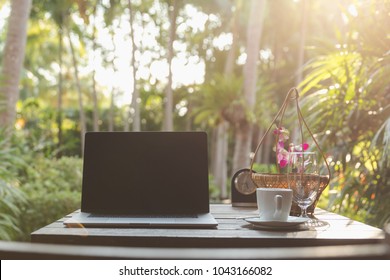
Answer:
[81,132,210,215]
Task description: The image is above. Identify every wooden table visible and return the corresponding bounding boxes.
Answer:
[31,204,384,248]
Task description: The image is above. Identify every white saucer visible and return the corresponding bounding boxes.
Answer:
[245,216,309,230]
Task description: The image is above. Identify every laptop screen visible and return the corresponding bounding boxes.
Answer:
[81,132,210,215]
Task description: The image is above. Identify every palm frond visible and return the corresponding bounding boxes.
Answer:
[371,117,390,167]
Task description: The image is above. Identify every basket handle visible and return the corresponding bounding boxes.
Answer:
[250,88,331,187]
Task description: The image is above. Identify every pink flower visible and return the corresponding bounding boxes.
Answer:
[277,153,284,162]
[276,147,289,167]
[273,126,309,168]
[279,158,288,168]
[293,142,309,152]
[273,127,289,142]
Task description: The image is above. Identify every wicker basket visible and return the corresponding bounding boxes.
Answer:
[252,173,329,216]
[250,88,331,216]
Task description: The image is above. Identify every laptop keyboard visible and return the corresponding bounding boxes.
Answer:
[89,214,198,218]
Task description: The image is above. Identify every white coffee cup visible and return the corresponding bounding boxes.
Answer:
[256,188,293,221]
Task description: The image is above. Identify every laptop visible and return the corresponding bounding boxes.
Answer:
[63,131,218,228]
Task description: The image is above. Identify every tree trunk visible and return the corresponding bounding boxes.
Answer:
[212,121,229,199]
[57,28,64,156]
[163,0,178,131]
[212,1,241,199]
[108,89,115,132]
[128,0,140,131]
[67,27,87,156]
[91,4,100,132]
[0,0,32,133]
[232,121,253,172]
[224,1,240,76]
[108,28,118,132]
[295,0,309,87]
[232,0,266,173]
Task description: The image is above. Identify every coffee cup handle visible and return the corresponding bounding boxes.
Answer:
[274,195,283,218]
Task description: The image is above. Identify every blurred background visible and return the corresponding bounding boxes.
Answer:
[0,0,389,240]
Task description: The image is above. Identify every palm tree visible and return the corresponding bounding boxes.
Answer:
[91,2,100,132]
[212,1,241,199]
[232,0,266,172]
[0,0,32,133]
[66,23,87,155]
[57,25,65,154]
[163,0,178,131]
[127,0,140,131]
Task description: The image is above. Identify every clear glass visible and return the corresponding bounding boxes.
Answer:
[287,151,321,218]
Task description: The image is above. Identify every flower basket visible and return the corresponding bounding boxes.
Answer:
[250,88,331,216]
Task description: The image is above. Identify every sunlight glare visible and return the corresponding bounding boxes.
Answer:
[182,4,209,33]
[318,89,328,94]
[348,4,358,17]
[87,3,210,107]
[150,60,169,82]
[260,49,273,61]
[172,58,205,87]
[0,3,10,30]
[237,52,247,65]
[342,13,349,24]
[173,41,187,52]
[176,100,188,117]
[178,107,188,116]
[213,33,233,51]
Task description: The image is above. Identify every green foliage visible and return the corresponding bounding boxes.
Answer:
[16,98,60,156]
[0,179,25,240]
[0,132,26,241]
[18,156,82,240]
[1,120,82,241]
[252,163,278,174]
[299,0,390,228]
[208,174,221,203]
